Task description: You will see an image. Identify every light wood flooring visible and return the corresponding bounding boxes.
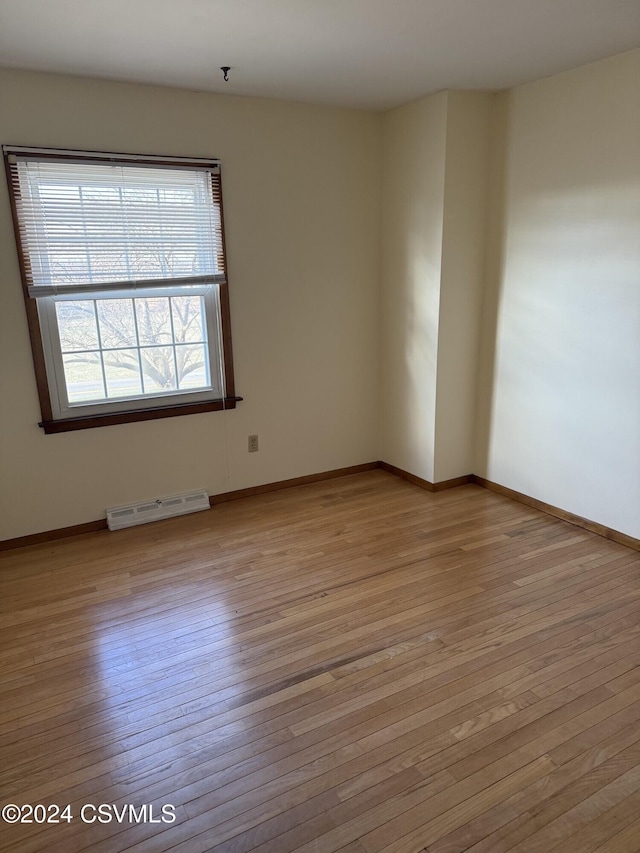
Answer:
[2,470,640,853]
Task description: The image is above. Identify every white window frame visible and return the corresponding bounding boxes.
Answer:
[3,146,239,433]
[39,284,224,420]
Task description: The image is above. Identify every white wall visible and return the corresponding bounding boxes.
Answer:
[0,70,381,540]
[477,50,640,539]
[379,92,448,483]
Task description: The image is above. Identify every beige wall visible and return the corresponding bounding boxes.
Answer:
[379,92,447,483]
[434,91,491,481]
[0,70,381,540]
[476,49,640,539]
[2,49,639,543]
[379,90,491,484]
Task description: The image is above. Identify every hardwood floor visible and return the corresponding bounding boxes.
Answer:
[1,470,640,853]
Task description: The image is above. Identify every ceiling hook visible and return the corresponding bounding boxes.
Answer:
[220,66,231,82]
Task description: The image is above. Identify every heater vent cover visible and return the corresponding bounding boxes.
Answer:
[106,489,210,531]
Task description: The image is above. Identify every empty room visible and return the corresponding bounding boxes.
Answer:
[1,1,640,851]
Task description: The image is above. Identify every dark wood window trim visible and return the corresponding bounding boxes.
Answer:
[3,146,240,433]
[39,396,243,433]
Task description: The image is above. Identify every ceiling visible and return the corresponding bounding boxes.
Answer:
[0,0,639,110]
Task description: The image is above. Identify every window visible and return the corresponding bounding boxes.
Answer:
[3,147,239,433]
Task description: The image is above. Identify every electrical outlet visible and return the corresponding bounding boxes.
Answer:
[248,434,259,453]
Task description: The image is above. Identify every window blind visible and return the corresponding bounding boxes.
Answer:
[4,149,226,297]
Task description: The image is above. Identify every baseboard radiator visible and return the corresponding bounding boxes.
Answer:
[106,489,210,531]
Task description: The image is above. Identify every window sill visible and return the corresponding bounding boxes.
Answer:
[39,396,243,433]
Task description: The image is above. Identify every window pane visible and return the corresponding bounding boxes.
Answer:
[135,298,173,345]
[62,352,105,402]
[56,301,99,352]
[55,295,217,404]
[140,346,177,392]
[103,350,143,398]
[48,249,92,287]
[171,295,206,343]
[176,344,210,390]
[97,299,137,349]
[84,249,130,282]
